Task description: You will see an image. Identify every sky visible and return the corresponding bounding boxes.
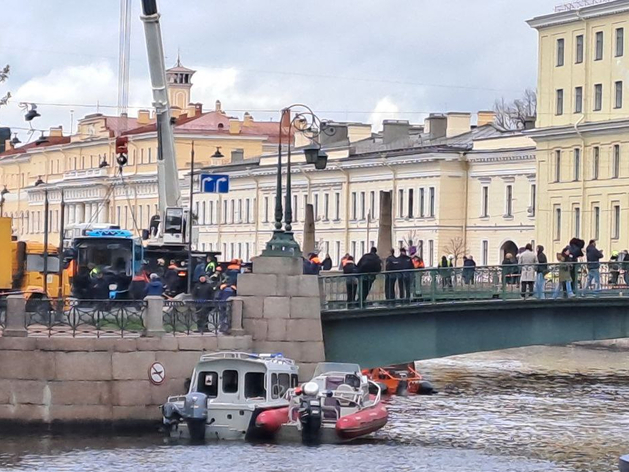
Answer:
[0,0,561,141]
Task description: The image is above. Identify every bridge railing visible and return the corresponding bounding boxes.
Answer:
[320,261,629,311]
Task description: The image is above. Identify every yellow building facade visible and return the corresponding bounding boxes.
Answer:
[0,61,282,243]
[528,0,629,257]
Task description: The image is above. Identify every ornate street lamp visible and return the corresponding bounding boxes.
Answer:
[0,186,9,217]
[262,104,331,258]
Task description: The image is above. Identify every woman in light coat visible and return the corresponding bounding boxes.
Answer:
[519,243,538,299]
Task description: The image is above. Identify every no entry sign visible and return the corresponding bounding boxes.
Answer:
[149,362,166,385]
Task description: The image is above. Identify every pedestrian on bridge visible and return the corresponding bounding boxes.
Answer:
[462,255,476,285]
[535,246,548,299]
[357,247,382,302]
[519,244,538,299]
[342,256,358,306]
[397,248,414,301]
[385,249,399,301]
[553,251,575,299]
[585,239,604,294]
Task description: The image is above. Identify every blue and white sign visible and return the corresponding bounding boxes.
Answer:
[200,174,230,194]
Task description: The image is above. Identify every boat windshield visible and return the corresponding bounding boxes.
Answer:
[313,362,361,377]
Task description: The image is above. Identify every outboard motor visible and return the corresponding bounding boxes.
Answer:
[182,392,208,442]
[298,382,322,444]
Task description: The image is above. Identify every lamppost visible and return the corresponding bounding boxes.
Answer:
[0,186,9,217]
[35,177,49,295]
[262,104,330,258]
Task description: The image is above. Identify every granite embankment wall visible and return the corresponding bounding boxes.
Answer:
[0,335,252,429]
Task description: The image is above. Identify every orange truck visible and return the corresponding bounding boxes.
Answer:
[0,217,70,300]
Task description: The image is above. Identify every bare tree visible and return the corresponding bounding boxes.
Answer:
[493,88,537,130]
[0,65,10,108]
[443,237,469,266]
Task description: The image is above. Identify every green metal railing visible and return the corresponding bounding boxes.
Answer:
[320,262,629,311]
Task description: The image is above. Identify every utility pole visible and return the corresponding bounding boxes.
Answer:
[57,190,65,299]
[187,141,195,294]
[42,189,49,295]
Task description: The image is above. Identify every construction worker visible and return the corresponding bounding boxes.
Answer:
[225,259,241,286]
[217,282,237,333]
[205,255,218,275]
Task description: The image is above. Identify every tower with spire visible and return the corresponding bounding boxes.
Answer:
[166,54,196,110]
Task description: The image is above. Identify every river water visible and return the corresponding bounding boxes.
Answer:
[0,346,627,472]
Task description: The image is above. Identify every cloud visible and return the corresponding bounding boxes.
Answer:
[369,97,401,131]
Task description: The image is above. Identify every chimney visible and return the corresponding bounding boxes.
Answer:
[524,116,536,130]
[171,107,182,119]
[477,111,496,127]
[194,103,203,117]
[446,112,472,138]
[229,118,241,134]
[382,120,410,145]
[4,139,13,151]
[49,126,63,138]
[243,112,254,126]
[231,149,244,162]
[215,100,222,113]
[137,109,151,125]
[425,114,447,140]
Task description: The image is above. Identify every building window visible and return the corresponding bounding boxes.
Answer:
[419,188,425,217]
[237,199,242,223]
[594,205,600,240]
[556,89,564,115]
[505,185,513,217]
[593,146,600,180]
[324,193,329,221]
[360,192,366,220]
[351,192,357,220]
[554,206,562,241]
[429,187,435,217]
[482,241,488,266]
[140,148,144,164]
[418,240,424,259]
[615,81,623,109]
[335,241,340,265]
[594,84,603,111]
[408,188,414,218]
[293,195,298,222]
[209,201,214,224]
[616,27,624,57]
[369,191,375,219]
[223,200,228,224]
[263,197,269,223]
[613,204,621,240]
[201,201,206,224]
[530,184,536,216]
[229,200,235,224]
[555,150,561,182]
[481,186,489,217]
[335,193,340,220]
[398,189,404,218]
[576,34,584,63]
[351,241,356,258]
[595,31,604,60]
[574,148,581,181]
[428,240,434,266]
[614,144,621,178]
[148,148,152,163]
[556,38,565,66]
[575,86,583,113]
[245,198,251,223]
[574,207,581,238]
[314,194,319,220]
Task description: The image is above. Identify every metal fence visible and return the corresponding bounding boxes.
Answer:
[24,299,146,337]
[163,299,231,335]
[320,262,629,311]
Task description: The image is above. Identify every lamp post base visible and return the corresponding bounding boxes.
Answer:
[261,230,303,258]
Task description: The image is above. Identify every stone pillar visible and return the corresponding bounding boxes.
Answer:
[85,203,92,223]
[377,191,393,260]
[68,204,75,224]
[100,201,110,223]
[144,296,165,337]
[229,297,245,335]
[76,203,85,224]
[303,204,315,255]
[4,294,27,337]
[239,256,325,380]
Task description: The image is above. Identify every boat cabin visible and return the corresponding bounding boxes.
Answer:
[189,352,299,404]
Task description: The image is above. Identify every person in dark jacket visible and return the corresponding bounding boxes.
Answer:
[342,256,358,306]
[129,270,149,300]
[384,249,399,301]
[192,275,215,301]
[535,245,548,299]
[321,255,333,271]
[462,256,476,285]
[439,255,454,290]
[163,261,179,295]
[585,239,604,293]
[502,253,518,286]
[193,276,217,333]
[145,273,164,296]
[357,247,382,302]
[192,258,207,288]
[92,272,110,300]
[72,266,91,299]
[564,238,585,289]
[217,283,237,333]
[397,248,414,301]
[303,257,320,275]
